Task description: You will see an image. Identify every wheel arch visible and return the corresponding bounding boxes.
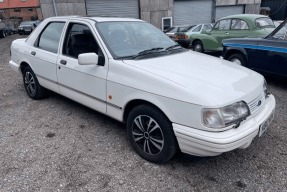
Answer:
[224,48,248,65]
[19,61,31,74]
[123,99,171,124]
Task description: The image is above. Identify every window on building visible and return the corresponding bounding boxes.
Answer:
[162,17,172,31]
[0,0,3,2]
[0,9,6,13]
[14,8,21,12]
[27,8,33,12]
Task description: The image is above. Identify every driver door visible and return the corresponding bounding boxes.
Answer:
[57,20,108,113]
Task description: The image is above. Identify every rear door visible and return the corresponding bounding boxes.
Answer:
[29,21,66,93]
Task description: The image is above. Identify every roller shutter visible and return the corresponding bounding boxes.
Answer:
[215,6,244,21]
[174,0,213,26]
[86,0,139,19]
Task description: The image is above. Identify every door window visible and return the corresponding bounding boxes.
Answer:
[272,23,287,40]
[213,19,231,30]
[37,22,65,53]
[63,23,102,59]
[231,19,249,30]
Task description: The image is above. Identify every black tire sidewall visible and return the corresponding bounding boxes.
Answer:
[127,105,178,164]
[193,41,204,52]
[228,53,246,66]
[23,66,43,99]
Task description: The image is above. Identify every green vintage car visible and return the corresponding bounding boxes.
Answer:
[190,14,276,53]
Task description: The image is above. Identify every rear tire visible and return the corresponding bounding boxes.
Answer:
[228,53,246,66]
[23,66,46,99]
[127,105,178,164]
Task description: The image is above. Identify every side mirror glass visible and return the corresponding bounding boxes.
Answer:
[78,53,98,65]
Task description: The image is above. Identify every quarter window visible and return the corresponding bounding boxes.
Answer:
[231,19,249,30]
[37,22,65,53]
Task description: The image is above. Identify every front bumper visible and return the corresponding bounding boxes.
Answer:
[173,94,276,156]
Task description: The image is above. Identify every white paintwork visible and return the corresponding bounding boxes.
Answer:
[78,53,98,65]
[9,16,276,157]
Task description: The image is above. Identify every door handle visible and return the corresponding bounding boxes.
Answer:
[31,51,36,56]
[60,60,67,65]
[225,32,229,35]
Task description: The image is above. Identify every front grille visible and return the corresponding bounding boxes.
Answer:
[248,93,265,114]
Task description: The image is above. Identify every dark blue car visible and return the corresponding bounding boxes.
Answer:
[222,19,287,78]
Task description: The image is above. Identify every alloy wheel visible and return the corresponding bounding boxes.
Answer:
[132,115,164,155]
[24,72,36,96]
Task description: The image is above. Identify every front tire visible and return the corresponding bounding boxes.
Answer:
[193,41,204,53]
[228,53,246,66]
[23,66,46,99]
[127,105,178,164]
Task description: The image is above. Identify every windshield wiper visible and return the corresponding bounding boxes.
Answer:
[131,47,164,59]
[165,44,183,51]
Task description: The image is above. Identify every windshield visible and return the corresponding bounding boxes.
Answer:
[255,18,275,28]
[96,21,177,59]
[272,22,287,39]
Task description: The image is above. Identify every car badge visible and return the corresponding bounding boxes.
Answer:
[257,100,262,106]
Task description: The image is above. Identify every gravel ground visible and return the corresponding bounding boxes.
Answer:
[0,34,287,192]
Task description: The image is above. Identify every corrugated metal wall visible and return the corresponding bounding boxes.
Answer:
[261,0,287,20]
[86,0,139,18]
[215,6,244,21]
[174,0,212,26]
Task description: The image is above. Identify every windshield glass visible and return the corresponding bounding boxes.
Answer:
[96,21,177,59]
[255,18,275,28]
[20,21,33,26]
[272,22,287,39]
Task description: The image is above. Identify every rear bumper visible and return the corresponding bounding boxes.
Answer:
[9,60,20,73]
[175,39,190,47]
[173,94,276,156]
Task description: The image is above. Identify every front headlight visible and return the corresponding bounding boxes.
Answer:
[202,101,250,129]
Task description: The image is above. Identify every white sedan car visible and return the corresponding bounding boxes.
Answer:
[9,16,275,164]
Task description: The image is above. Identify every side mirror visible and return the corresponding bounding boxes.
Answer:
[78,53,98,65]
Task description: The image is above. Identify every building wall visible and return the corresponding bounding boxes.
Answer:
[0,0,42,20]
[40,0,86,18]
[140,0,173,29]
[216,0,261,6]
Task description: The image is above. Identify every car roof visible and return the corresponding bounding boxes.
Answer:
[221,14,269,20]
[48,15,143,22]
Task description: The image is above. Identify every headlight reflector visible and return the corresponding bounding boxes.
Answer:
[202,101,250,129]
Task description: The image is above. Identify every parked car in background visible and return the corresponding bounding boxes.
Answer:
[18,21,36,35]
[223,19,287,78]
[0,20,7,38]
[5,23,17,35]
[175,24,213,48]
[191,14,276,53]
[164,25,195,40]
[9,16,275,164]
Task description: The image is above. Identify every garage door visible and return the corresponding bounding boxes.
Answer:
[174,0,213,26]
[215,6,244,21]
[86,0,139,19]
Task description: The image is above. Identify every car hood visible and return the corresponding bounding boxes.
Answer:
[123,51,263,107]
